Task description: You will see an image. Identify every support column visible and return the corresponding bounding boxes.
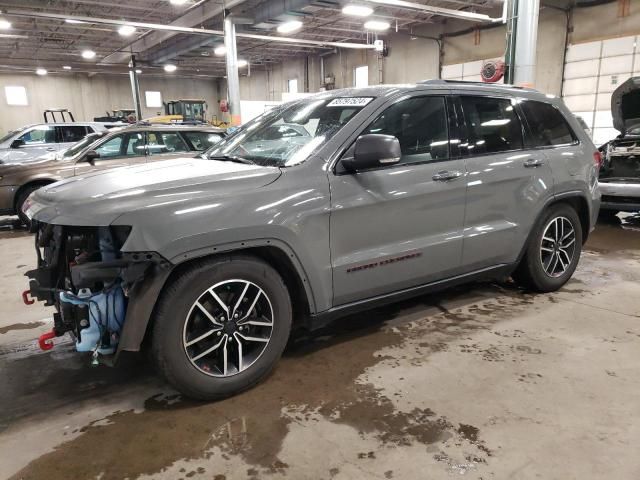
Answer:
[129,55,143,121]
[504,0,518,84]
[513,0,540,87]
[224,15,242,126]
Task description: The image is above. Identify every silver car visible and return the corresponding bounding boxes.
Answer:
[0,122,111,164]
[23,82,600,400]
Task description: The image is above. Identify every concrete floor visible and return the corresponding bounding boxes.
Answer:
[0,214,639,480]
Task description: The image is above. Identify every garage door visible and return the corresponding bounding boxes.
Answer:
[441,60,504,83]
[562,35,640,146]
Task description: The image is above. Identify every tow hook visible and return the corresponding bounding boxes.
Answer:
[38,330,57,351]
[22,290,35,305]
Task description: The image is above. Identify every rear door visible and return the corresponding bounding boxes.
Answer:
[454,93,554,270]
[145,131,192,163]
[329,92,468,306]
[74,131,147,175]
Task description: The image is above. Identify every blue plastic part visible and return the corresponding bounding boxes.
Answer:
[60,286,126,355]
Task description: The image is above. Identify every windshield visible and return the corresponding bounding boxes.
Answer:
[0,126,27,143]
[206,96,373,167]
[63,132,105,158]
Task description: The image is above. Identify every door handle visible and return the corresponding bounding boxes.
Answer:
[46,147,56,151]
[432,170,462,182]
[523,158,544,168]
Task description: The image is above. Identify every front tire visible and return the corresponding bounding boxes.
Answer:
[513,204,583,292]
[151,255,292,400]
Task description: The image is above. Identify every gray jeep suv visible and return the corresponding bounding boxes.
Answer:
[23,81,600,399]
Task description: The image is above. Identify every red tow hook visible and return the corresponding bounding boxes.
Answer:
[38,330,57,351]
[22,290,35,305]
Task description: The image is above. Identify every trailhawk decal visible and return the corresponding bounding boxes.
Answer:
[346,251,422,273]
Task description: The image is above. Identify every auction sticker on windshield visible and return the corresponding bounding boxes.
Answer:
[327,97,374,107]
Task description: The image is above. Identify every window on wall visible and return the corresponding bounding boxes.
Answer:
[145,91,163,108]
[354,66,369,88]
[288,78,298,94]
[5,86,28,106]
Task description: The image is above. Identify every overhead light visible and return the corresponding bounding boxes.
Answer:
[277,20,302,34]
[36,68,47,76]
[63,65,72,70]
[342,5,373,17]
[214,45,226,56]
[364,20,390,31]
[81,49,96,59]
[170,0,188,5]
[0,19,11,30]
[164,64,177,72]
[118,25,136,36]
[237,59,248,68]
[65,19,87,24]
[135,69,142,74]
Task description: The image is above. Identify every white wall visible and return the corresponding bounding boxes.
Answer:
[0,73,220,135]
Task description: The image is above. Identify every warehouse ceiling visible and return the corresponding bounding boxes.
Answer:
[0,0,498,78]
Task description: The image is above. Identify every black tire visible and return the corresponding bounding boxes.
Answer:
[15,184,44,227]
[513,204,583,292]
[151,255,292,400]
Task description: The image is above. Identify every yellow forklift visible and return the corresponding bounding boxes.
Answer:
[146,99,208,123]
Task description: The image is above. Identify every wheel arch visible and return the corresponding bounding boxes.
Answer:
[14,179,56,211]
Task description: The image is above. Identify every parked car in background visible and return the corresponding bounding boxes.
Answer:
[0,124,226,225]
[0,122,112,165]
[598,77,640,215]
[23,82,600,400]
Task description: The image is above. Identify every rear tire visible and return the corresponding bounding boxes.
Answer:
[151,255,292,400]
[513,204,582,292]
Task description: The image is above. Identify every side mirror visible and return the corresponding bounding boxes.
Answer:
[342,134,401,172]
[84,150,100,164]
[10,139,25,149]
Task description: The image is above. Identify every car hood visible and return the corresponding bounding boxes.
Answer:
[28,158,282,226]
[611,76,640,135]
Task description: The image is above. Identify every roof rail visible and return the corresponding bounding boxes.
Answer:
[418,79,525,89]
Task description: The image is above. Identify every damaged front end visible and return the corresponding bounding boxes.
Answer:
[25,223,171,363]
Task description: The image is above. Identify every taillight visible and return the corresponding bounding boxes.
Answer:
[593,151,603,169]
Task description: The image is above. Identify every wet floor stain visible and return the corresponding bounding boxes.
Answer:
[0,321,46,335]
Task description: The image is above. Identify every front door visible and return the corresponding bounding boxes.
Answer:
[329,94,467,306]
[145,131,192,163]
[74,132,147,175]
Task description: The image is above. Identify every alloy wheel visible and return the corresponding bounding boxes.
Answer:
[539,216,576,278]
[183,279,274,377]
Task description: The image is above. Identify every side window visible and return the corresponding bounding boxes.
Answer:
[183,131,224,150]
[95,135,125,159]
[459,96,524,155]
[362,96,449,164]
[146,132,189,155]
[19,126,56,145]
[57,125,87,143]
[520,101,577,147]
[125,132,146,155]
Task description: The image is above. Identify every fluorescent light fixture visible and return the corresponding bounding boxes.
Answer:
[364,20,390,31]
[118,25,136,36]
[170,0,188,5]
[36,68,47,76]
[63,65,72,70]
[214,45,226,56]
[81,49,96,59]
[0,19,11,29]
[164,64,177,72]
[237,59,248,68]
[135,69,142,74]
[277,20,302,34]
[65,19,87,24]
[342,4,373,17]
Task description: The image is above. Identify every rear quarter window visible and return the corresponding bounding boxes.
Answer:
[520,100,577,147]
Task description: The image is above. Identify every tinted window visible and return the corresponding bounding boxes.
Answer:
[19,126,56,144]
[460,96,523,155]
[363,96,449,164]
[183,131,224,150]
[57,125,87,143]
[520,101,577,146]
[95,133,145,159]
[146,132,189,155]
